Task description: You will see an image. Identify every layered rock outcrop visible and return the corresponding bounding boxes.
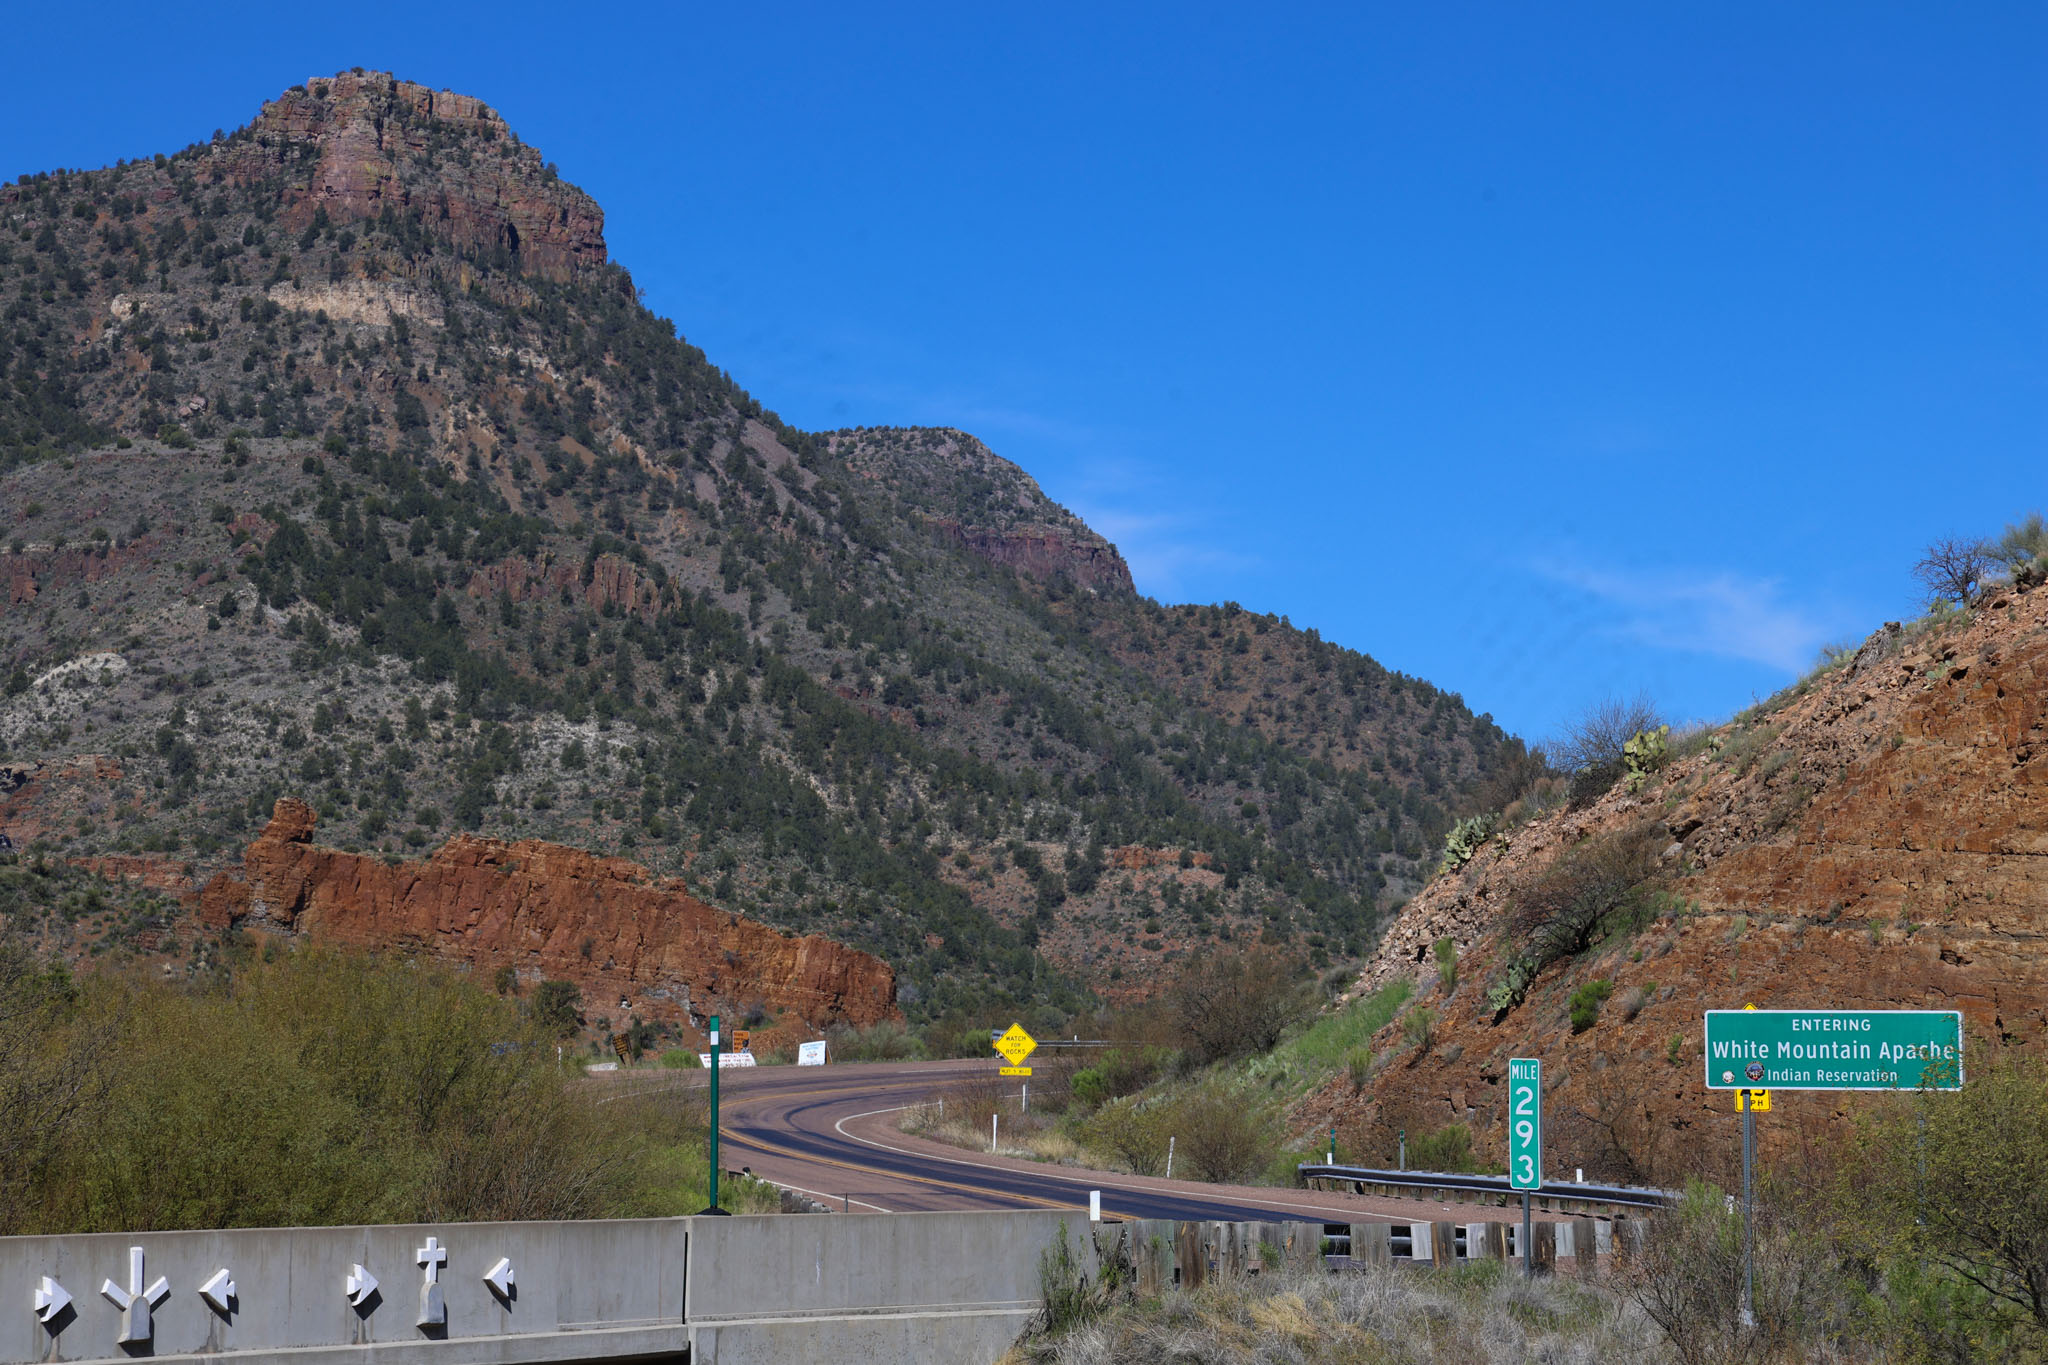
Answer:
[217,71,606,281]
[1317,580,2048,1182]
[466,551,662,617]
[199,800,897,1033]
[935,521,1135,595]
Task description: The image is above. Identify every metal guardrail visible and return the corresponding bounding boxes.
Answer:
[1297,1163,1678,1211]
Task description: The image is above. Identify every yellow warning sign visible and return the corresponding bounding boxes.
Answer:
[994,1023,1038,1066]
[999,1066,1033,1077]
[1736,1089,1770,1112]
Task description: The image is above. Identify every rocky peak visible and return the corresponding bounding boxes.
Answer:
[829,426,1135,594]
[218,70,606,280]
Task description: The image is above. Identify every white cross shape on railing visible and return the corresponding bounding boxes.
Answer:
[417,1235,448,1328]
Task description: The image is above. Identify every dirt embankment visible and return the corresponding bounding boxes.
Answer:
[1308,583,2048,1184]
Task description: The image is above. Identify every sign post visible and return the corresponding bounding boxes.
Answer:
[1508,1057,1541,1278]
[1703,1007,1963,1328]
[994,1022,1037,1077]
[699,1015,728,1216]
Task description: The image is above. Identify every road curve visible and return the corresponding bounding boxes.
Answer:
[624,1059,1551,1225]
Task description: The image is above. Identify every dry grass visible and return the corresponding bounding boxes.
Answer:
[1006,1260,1661,1364]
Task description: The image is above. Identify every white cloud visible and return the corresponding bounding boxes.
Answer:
[1069,502,1256,601]
[1533,556,1839,675]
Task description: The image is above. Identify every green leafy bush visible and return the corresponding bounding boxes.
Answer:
[1433,936,1457,993]
[1408,1122,1475,1173]
[1567,978,1614,1033]
[0,946,751,1234]
[1489,824,1662,1015]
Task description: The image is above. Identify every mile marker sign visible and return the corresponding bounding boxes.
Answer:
[1507,1058,1541,1190]
[1703,1010,1963,1091]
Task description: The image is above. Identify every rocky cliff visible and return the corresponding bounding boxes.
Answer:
[217,70,607,280]
[829,427,1135,593]
[200,799,897,1034]
[1312,579,2048,1185]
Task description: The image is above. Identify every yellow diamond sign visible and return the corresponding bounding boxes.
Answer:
[994,1023,1037,1066]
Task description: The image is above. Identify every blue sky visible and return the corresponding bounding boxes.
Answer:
[6,3,2042,742]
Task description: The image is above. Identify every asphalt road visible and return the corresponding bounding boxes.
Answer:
[623,1058,1543,1226]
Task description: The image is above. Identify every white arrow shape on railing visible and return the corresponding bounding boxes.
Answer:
[198,1268,236,1314]
[483,1257,515,1300]
[345,1263,378,1307]
[100,1246,169,1345]
[33,1276,71,1324]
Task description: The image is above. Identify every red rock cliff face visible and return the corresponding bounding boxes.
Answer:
[200,800,896,1031]
[218,72,606,281]
[935,521,1136,595]
[1313,579,2048,1184]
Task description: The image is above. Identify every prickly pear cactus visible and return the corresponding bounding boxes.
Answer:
[1623,725,1671,792]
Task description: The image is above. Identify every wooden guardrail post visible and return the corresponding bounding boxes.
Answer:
[1350,1222,1391,1266]
[1175,1222,1207,1289]
[1566,1218,1597,1275]
[1531,1221,1557,1274]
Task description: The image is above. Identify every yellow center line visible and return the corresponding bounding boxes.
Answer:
[716,1075,1141,1218]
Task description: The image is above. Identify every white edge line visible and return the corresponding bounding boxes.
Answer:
[830,1105,1460,1221]
[745,1174,893,1214]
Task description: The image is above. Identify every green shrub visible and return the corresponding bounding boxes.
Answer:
[1490,824,1663,1015]
[1433,937,1457,993]
[1402,1006,1435,1052]
[0,947,723,1233]
[1079,1096,1168,1176]
[1567,978,1614,1033]
[824,1019,926,1062]
[1408,1122,1475,1173]
[1165,1078,1277,1183]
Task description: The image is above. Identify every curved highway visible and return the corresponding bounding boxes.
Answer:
[623,1059,1546,1226]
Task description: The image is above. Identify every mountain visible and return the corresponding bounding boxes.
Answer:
[1309,578,2048,1186]
[0,71,1524,1028]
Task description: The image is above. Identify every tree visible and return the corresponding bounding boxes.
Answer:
[1548,699,1662,785]
[1166,947,1309,1066]
[1856,1051,2048,1337]
[1913,535,1994,606]
[531,980,582,1037]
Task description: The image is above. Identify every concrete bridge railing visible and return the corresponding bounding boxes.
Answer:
[3,1211,1079,1365]
[6,1208,1652,1364]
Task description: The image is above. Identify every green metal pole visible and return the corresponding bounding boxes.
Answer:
[702,1014,724,1215]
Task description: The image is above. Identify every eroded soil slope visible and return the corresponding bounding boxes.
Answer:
[1313,582,2048,1183]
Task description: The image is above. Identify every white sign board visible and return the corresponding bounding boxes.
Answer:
[797,1040,828,1066]
[698,1050,758,1068]
[585,1061,619,1073]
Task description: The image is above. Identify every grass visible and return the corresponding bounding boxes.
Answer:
[1004,1259,1658,1364]
[1261,979,1414,1081]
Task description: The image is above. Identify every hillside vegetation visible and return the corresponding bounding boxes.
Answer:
[0,71,1523,1025]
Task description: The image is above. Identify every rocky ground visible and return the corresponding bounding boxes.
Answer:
[1307,579,2048,1185]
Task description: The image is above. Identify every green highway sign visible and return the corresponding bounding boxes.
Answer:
[1507,1058,1541,1190]
[1704,1009,1963,1091]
